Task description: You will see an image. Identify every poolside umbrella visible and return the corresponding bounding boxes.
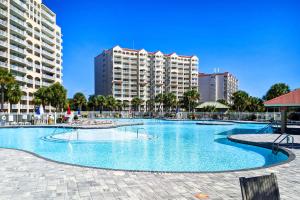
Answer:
[39,104,44,115]
[35,106,40,115]
[67,104,71,115]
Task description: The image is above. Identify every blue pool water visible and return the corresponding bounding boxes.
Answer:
[0,119,288,172]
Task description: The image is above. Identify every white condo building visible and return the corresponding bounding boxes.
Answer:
[198,72,238,104]
[95,46,198,111]
[0,0,63,113]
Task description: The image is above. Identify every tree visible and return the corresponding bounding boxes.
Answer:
[105,95,117,111]
[163,92,177,111]
[116,100,123,111]
[49,83,67,111]
[217,99,229,106]
[131,97,144,111]
[155,93,164,112]
[73,92,87,111]
[247,96,265,112]
[263,83,290,100]
[97,95,106,113]
[202,106,217,112]
[231,90,249,112]
[146,99,155,112]
[183,90,200,112]
[7,83,22,111]
[88,95,98,111]
[34,87,52,109]
[0,69,16,112]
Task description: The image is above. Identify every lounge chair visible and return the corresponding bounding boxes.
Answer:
[239,173,280,200]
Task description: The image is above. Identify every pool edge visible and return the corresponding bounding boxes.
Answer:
[0,135,295,174]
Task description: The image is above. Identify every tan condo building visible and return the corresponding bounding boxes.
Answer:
[198,72,238,104]
[95,46,198,111]
[0,0,63,113]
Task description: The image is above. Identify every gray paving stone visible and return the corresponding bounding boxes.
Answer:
[0,134,300,200]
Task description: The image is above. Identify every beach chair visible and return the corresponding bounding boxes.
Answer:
[239,173,280,200]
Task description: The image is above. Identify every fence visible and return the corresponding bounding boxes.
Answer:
[1,111,298,126]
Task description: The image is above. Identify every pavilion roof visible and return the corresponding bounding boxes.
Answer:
[264,89,300,107]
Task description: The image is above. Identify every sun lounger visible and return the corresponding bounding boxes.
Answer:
[239,173,280,200]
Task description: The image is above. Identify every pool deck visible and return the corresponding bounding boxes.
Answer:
[0,134,300,199]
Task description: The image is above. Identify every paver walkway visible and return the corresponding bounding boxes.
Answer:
[0,134,299,200]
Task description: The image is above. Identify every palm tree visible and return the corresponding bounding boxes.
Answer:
[33,87,52,109]
[0,69,16,112]
[73,92,87,111]
[247,96,265,112]
[131,97,143,111]
[231,90,249,112]
[88,95,98,111]
[97,95,106,113]
[163,92,177,112]
[155,93,164,112]
[105,95,117,111]
[49,83,67,111]
[146,99,155,112]
[116,100,123,111]
[7,83,22,112]
[263,83,290,100]
[183,90,200,112]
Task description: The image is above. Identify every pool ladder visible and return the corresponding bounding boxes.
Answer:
[136,128,147,139]
[272,133,294,154]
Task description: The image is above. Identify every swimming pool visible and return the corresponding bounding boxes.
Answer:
[0,119,289,172]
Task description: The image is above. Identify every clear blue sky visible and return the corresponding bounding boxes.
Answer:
[44,0,300,98]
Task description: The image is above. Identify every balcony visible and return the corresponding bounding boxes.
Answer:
[10,15,26,28]
[42,26,55,39]
[42,50,55,59]
[0,51,7,58]
[42,66,55,73]
[42,82,51,87]
[42,33,55,45]
[41,7,55,23]
[42,42,55,52]
[0,60,7,68]
[10,35,26,47]
[10,25,25,36]
[0,40,7,48]
[10,64,26,73]
[42,58,55,67]
[0,0,7,8]
[10,55,25,63]
[42,74,55,80]
[10,45,25,55]
[0,18,7,27]
[0,8,7,17]
[10,5,25,19]
[11,0,26,11]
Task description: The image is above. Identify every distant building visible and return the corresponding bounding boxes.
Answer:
[94,45,199,111]
[198,72,238,104]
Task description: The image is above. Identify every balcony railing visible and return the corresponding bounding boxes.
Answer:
[10,25,25,36]
[10,55,25,63]
[0,18,7,27]
[10,15,26,27]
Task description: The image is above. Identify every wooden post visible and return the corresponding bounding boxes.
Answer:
[280,107,287,134]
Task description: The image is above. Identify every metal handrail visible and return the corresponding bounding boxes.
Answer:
[272,133,294,154]
[256,121,278,134]
[136,127,147,138]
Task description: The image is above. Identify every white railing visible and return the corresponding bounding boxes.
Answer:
[10,15,26,27]
[10,25,25,35]
[10,35,26,46]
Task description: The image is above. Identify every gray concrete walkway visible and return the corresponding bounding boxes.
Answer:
[0,134,299,200]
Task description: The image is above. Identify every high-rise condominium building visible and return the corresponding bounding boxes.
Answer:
[0,0,63,113]
[198,72,238,104]
[95,46,198,111]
